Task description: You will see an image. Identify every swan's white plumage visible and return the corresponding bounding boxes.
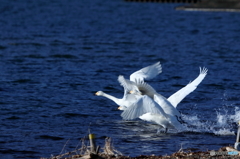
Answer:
[120,95,176,130]
[119,76,183,131]
[139,113,174,129]
[153,94,181,118]
[118,76,181,118]
[96,63,208,132]
[118,75,141,95]
[120,95,167,120]
[130,62,162,83]
[120,94,184,130]
[95,90,137,107]
[118,67,208,131]
[167,67,208,108]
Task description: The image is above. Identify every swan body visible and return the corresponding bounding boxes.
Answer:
[118,75,182,119]
[120,95,167,119]
[139,113,173,128]
[118,95,174,131]
[120,95,183,132]
[154,94,182,121]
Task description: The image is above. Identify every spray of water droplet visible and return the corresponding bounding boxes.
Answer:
[180,104,238,135]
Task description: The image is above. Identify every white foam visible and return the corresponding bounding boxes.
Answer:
[179,105,239,136]
[213,128,235,136]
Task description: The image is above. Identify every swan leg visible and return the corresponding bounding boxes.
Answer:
[157,127,168,134]
[164,128,168,133]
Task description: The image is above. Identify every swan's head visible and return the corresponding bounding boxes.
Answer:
[130,90,142,95]
[95,91,104,96]
[118,106,127,110]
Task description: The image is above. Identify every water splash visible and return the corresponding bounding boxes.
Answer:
[181,106,240,136]
[213,128,235,136]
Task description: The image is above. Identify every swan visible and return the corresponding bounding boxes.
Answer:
[95,62,162,107]
[121,95,176,131]
[119,67,208,132]
[118,104,171,131]
[118,75,182,121]
[120,94,183,133]
[118,76,184,132]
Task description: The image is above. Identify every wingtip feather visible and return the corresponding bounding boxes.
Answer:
[155,61,162,74]
[199,67,208,75]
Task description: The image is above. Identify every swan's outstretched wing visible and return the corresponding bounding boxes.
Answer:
[167,67,208,108]
[118,75,141,95]
[121,95,166,120]
[130,62,162,83]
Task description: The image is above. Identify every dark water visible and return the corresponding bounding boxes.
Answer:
[0,0,240,158]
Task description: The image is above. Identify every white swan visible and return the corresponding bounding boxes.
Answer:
[95,62,162,107]
[120,94,183,133]
[119,67,208,132]
[118,76,184,132]
[118,75,182,120]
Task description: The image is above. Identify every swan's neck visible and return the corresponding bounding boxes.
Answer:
[122,89,128,100]
[102,92,120,105]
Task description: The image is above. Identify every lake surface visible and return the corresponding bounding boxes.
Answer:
[0,0,240,158]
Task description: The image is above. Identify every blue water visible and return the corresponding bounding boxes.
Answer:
[0,0,240,158]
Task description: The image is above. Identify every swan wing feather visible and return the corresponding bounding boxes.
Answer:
[154,94,181,117]
[167,67,208,108]
[118,75,140,93]
[121,95,165,120]
[130,62,162,83]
